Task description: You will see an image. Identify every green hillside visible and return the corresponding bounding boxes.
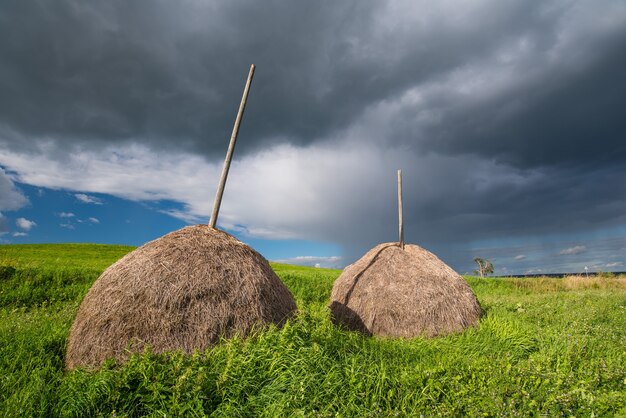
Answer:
[0,243,135,270]
[0,244,624,416]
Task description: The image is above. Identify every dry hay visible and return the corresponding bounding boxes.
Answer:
[66,225,297,369]
[562,275,626,290]
[507,275,626,292]
[329,243,481,338]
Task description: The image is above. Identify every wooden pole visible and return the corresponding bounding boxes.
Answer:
[398,169,404,249]
[209,64,256,228]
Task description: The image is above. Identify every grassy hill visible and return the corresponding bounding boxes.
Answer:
[0,243,135,270]
[0,244,624,416]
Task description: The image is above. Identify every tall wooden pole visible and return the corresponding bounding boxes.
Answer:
[398,169,404,249]
[209,64,256,228]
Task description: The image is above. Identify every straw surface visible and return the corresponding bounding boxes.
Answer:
[66,225,297,369]
[329,243,481,338]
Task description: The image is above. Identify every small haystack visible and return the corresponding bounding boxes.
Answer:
[329,170,481,338]
[329,243,481,337]
[66,225,297,369]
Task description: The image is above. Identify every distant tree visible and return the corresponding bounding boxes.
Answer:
[473,257,494,278]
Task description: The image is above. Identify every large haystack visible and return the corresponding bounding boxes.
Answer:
[66,225,297,369]
[329,242,481,338]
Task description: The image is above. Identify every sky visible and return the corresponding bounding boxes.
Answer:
[1,0,625,274]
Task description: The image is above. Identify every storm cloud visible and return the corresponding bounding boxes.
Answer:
[1,0,625,272]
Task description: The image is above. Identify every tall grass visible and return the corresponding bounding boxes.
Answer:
[0,245,625,416]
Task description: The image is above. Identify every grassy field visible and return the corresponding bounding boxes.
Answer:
[0,244,625,417]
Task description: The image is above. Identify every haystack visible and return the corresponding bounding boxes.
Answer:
[329,170,480,337]
[329,242,481,338]
[66,225,297,369]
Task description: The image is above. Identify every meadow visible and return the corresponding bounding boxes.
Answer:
[0,244,624,417]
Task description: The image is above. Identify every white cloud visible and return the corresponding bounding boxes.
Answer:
[559,245,587,255]
[75,193,103,205]
[12,232,27,237]
[58,212,75,218]
[0,140,402,240]
[87,217,100,223]
[0,168,28,211]
[16,217,36,231]
[0,212,7,234]
[0,136,551,268]
[606,262,623,268]
[60,223,75,229]
[159,209,203,224]
[514,254,526,260]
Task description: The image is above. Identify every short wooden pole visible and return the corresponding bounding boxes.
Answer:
[398,169,404,249]
[209,64,256,228]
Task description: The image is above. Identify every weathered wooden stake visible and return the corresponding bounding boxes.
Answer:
[209,64,256,228]
[398,169,404,250]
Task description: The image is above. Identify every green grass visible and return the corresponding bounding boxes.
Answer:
[0,243,134,270]
[0,244,625,416]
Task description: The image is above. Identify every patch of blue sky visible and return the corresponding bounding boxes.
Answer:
[5,183,343,265]
[6,183,186,246]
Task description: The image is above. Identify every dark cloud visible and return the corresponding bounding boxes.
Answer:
[0,0,382,156]
[418,34,626,169]
[4,0,623,165]
[331,157,626,270]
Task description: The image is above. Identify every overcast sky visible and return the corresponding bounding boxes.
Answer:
[1,0,625,274]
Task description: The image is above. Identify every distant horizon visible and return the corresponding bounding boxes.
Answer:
[4,239,625,278]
